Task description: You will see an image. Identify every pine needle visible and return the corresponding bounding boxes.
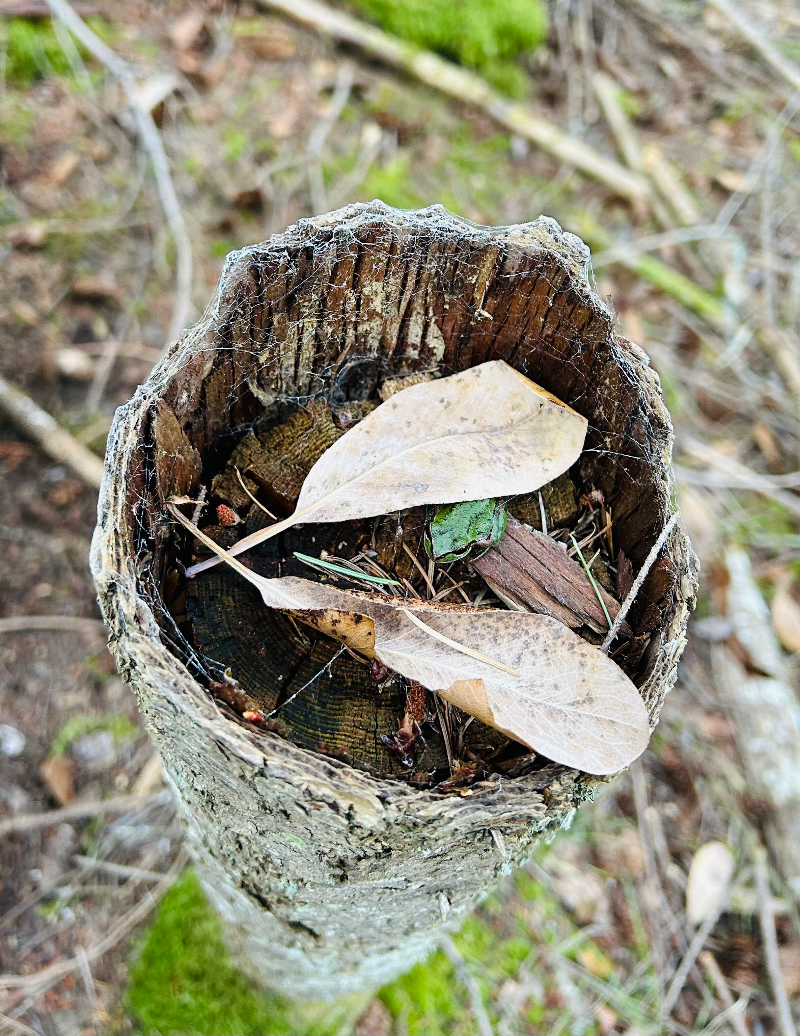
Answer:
[570,534,613,630]
[293,552,400,585]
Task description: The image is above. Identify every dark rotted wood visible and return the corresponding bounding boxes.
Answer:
[507,471,579,531]
[472,517,632,637]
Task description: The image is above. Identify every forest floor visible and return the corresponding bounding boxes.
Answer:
[0,0,799,1033]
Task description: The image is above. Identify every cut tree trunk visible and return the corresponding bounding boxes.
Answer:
[90,203,696,1000]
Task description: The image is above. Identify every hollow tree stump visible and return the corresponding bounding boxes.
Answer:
[90,203,696,1000]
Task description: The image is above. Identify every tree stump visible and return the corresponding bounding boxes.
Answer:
[90,203,696,1000]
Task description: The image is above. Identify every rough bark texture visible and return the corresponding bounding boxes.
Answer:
[90,203,696,1000]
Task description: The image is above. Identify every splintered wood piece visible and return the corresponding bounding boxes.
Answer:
[472,516,631,637]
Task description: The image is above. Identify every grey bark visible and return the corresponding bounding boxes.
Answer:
[90,203,696,999]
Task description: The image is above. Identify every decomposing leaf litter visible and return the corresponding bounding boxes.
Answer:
[169,361,657,776]
[170,505,650,775]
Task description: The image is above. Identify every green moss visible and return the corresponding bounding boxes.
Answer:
[0,94,35,147]
[378,950,470,1035]
[51,714,137,756]
[0,15,108,86]
[346,0,546,97]
[127,870,370,1036]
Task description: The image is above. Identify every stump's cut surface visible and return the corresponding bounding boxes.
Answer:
[91,203,696,999]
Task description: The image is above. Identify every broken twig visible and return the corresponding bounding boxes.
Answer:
[601,514,680,652]
[0,615,105,636]
[755,847,798,1036]
[45,0,193,345]
[0,376,104,488]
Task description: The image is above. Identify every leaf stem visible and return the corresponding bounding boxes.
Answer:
[401,608,520,677]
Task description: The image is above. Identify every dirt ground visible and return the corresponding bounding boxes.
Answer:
[1,0,799,1033]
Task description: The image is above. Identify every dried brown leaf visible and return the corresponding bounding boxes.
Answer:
[771,588,800,654]
[686,841,734,926]
[173,508,649,775]
[187,360,587,576]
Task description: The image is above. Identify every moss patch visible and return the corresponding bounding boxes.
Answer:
[345,0,546,97]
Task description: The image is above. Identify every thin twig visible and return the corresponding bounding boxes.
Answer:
[306,62,354,213]
[601,513,680,652]
[0,849,187,992]
[755,847,798,1036]
[439,935,494,1036]
[699,952,751,1036]
[662,902,729,1019]
[402,541,437,597]
[707,0,800,93]
[0,616,105,636]
[45,0,192,345]
[235,468,276,518]
[0,792,170,838]
[72,855,168,883]
[255,0,651,204]
[0,376,104,488]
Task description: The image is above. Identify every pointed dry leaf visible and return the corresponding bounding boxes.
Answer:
[771,588,800,654]
[186,360,587,575]
[686,841,734,926]
[172,507,649,775]
[725,548,785,678]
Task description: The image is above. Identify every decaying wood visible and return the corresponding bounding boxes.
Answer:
[472,516,631,636]
[90,203,695,999]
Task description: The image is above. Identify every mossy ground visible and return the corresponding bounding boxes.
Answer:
[344,0,547,97]
[126,841,652,1036]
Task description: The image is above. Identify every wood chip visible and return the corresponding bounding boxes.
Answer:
[472,517,631,637]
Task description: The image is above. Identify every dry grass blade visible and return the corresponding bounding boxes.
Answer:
[235,468,277,518]
[186,360,587,575]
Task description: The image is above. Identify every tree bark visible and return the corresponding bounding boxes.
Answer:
[90,202,696,999]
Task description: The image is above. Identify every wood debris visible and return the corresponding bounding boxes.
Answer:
[472,516,631,637]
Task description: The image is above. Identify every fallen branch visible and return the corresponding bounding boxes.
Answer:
[601,514,680,652]
[0,376,104,488]
[0,615,105,636]
[0,791,170,838]
[255,0,651,204]
[661,899,729,1020]
[755,847,798,1036]
[45,0,193,346]
[707,0,800,94]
